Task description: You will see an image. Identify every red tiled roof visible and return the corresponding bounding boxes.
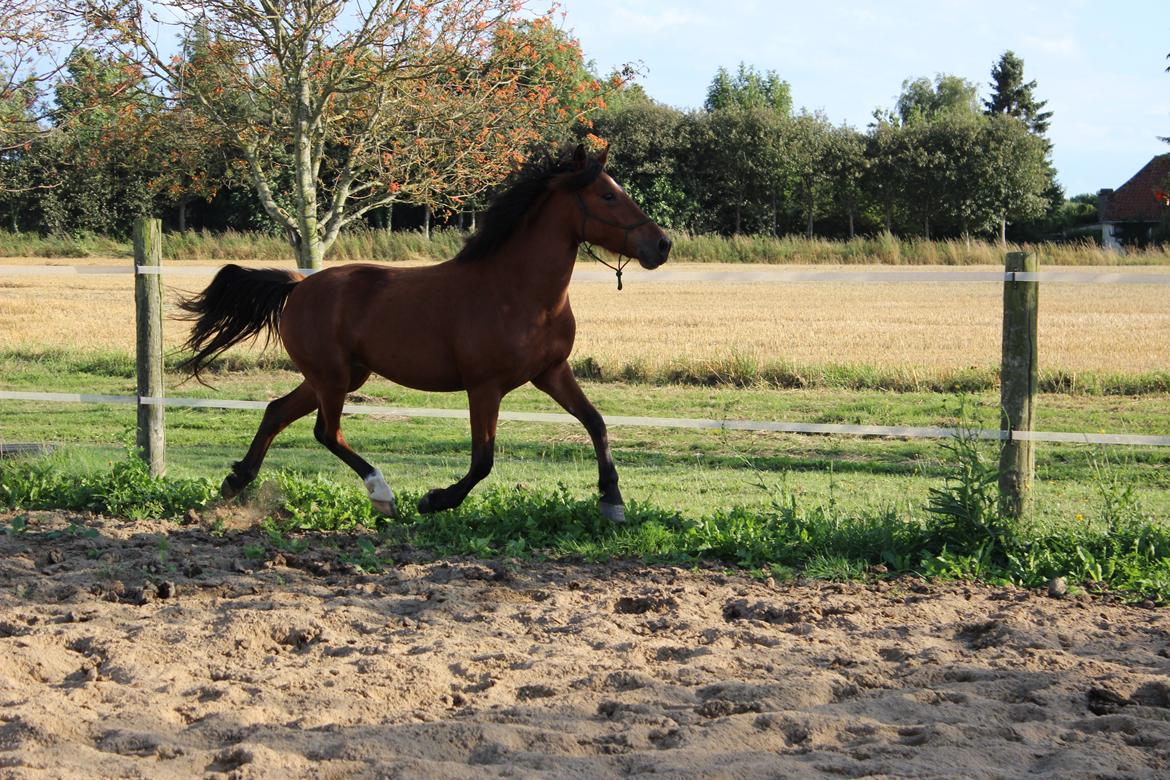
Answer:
[1102,154,1170,222]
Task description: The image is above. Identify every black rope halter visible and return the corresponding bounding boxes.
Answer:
[575,191,651,291]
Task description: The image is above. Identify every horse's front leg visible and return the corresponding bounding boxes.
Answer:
[532,361,625,523]
[418,385,501,514]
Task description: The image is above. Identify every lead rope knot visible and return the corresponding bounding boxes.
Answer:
[580,241,628,291]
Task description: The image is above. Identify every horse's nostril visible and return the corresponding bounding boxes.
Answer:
[658,237,672,255]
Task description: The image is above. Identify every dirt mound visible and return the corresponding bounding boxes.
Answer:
[2,510,1169,778]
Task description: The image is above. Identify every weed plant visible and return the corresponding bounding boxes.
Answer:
[0,447,215,519]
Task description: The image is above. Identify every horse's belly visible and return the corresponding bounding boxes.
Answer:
[374,366,465,393]
[359,339,465,393]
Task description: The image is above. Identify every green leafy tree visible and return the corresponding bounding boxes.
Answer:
[590,100,693,229]
[887,113,1050,242]
[691,63,793,234]
[896,74,980,125]
[823,125,867,238]
[899,118,952,239]
[704,63,792,115]
[973,114,1052,242]
[863,116,908,233]
[787,111,834,238]
[937,113,998,238]
[692,106,786,234]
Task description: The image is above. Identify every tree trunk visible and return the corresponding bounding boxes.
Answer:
[293,76,323,270]
[848,208,855,239]
[999,216,1007,246]
[469,210,476,232]
[296,235,325,271]
[177,199,188,233]
[734,202,742,235]
[805,190,814,239]
[924,213,931,241]
[423,205,431,240]
[386,204,393,232]
[771,191,778,236]
[884,199,893,232]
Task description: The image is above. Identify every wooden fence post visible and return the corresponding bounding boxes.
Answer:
[134,217,166,476]
[998,250,1038,518]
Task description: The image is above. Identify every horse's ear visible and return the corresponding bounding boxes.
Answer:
[597,146,609,168]
[572,143,586,170]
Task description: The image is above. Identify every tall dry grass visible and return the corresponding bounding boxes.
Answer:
[3,228,1170,266]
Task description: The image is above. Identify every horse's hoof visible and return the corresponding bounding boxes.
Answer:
[600,502,627,523]
[418,490,441,515]
[371,498,398,518]
[220,475,242,499]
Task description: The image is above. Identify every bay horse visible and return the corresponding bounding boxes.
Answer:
[179,145,671,522]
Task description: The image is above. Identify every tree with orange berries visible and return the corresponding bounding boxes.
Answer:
[1,0,92,189]
[83,0,590,268]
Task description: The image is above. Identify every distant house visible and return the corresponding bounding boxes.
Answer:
[1098,154,1170,248]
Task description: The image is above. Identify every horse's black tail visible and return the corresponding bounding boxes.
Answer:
[177,264,303,382]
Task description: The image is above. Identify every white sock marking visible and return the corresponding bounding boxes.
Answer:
[363,469,396,504]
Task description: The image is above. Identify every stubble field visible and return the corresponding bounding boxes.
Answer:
[1,259,1169,382]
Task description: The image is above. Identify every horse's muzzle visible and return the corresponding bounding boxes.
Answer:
[638,234,672,269]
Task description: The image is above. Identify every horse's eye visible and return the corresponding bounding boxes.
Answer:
[601,192,617,202]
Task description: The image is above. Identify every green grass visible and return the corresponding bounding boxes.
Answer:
[4,441,1170,604]
[1,351,1168,525]
[3,227,1169,266]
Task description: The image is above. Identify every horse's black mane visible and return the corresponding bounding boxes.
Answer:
[454,148,604,263]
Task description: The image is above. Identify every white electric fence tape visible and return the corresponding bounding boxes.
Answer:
[1,391,1167,448]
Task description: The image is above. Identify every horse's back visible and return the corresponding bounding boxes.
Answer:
[280,262,467,391]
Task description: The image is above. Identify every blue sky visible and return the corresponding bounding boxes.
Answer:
[559,0,1169,196]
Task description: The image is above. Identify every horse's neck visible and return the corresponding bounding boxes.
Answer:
[492,210,578,310]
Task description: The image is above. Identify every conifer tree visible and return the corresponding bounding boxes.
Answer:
[984,50,1052,136]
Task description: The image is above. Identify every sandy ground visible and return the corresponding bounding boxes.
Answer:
[2,511,1170,779]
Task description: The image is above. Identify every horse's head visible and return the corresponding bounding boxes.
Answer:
[569,145,671,270]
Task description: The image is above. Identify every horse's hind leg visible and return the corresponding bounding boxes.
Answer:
[532,361,625,523]
[222,382,318,498]
[312,379,398,517]
[418,385,501,514]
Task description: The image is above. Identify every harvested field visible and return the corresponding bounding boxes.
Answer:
[2,510,1169,778]
[0,260,1168,377]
